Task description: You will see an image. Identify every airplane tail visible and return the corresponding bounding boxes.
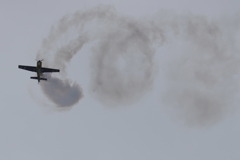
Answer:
[30,77,47,81]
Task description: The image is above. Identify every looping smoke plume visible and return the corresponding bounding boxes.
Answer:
[36,5,163,109]
[35,5,240,126]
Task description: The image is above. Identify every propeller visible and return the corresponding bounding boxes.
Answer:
[36,59,44,62]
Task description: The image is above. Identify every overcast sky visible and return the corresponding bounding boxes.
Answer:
[1,0,240,160]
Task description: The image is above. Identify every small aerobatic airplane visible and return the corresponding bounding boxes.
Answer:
[18,60,60,83]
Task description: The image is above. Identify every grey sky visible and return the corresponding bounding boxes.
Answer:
[1,0,240,160]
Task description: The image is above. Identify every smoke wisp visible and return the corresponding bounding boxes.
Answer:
[160,14,240,126]
[40,74,83,109]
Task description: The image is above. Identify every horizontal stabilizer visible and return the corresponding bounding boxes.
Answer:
[30,77,47,81]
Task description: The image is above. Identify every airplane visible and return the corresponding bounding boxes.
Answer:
[18,60,60,83]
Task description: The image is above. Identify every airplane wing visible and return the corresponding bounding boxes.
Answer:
[42,67,60,73]
[18,65,36,72]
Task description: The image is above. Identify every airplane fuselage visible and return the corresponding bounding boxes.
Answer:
[36,61,42,81]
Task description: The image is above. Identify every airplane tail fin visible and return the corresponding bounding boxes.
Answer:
[30,77,47,81]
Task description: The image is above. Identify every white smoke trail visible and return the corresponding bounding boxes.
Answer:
[36,5,163,108]
[36,6,240,126]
